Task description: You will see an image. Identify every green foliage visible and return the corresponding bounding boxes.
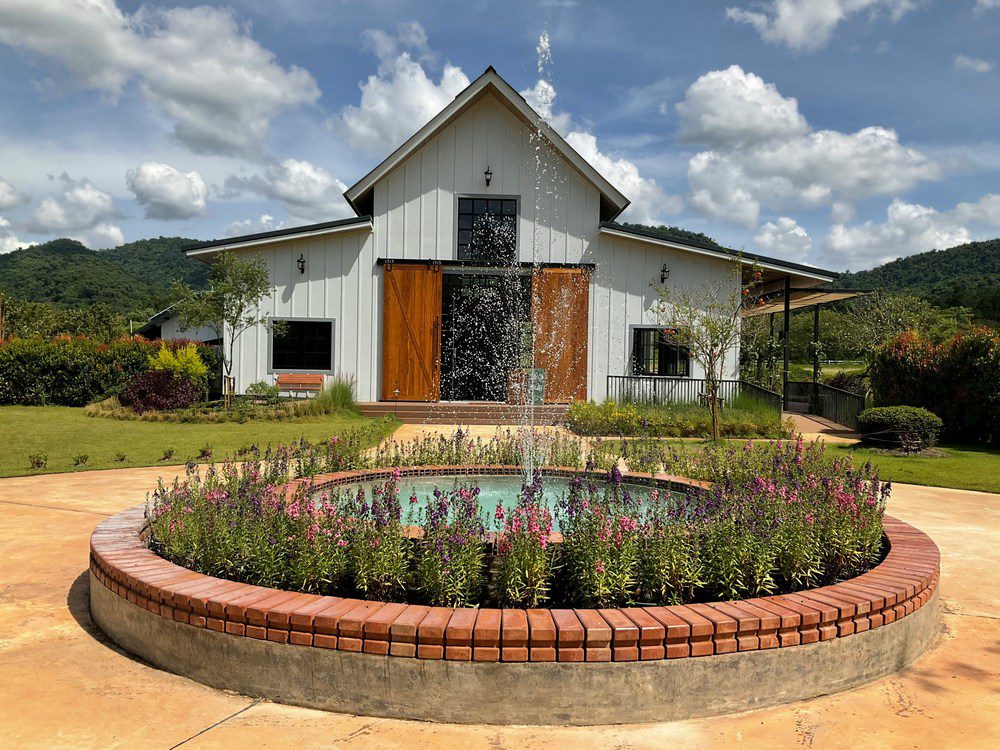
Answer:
[27,452,47,469]
[72,453,89,466]
[836,238,1000,323]
[0,295,129,341]
[858,406,943,450]
[340,471,410,600]
[492,477,555,607]
[245,380,280,404]
[148,343,209,392]
[414,484,488,606]
[0,336,164,406]
[0,237,206,316]
[870,327,1000,444]
[172,251,273,379]
[621,223,722,248]
[567,398,787,438]
[287,375,359,417]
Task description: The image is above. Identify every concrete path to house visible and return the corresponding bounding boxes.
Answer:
[1,466,997,749]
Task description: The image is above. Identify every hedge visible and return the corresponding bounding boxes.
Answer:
[857,406,943,450]
[0,336,216,407]
[870,327,1000,444]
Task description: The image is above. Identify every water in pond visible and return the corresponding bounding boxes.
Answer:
[316,474,679,530]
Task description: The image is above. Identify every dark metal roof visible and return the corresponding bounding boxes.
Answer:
[600,221,840,280]
[184,216,372,254]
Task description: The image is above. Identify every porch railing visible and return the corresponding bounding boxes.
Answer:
[606,376,781,412]
[784,380,866,430]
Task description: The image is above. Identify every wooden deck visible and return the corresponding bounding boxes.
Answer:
[359,401,569,425]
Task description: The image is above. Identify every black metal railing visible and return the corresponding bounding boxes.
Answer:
[606,376,781,412]
[784,380,867,429]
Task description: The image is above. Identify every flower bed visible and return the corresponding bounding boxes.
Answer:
[144,439,888,608]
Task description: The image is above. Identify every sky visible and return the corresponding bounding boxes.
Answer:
[0,0,998,272]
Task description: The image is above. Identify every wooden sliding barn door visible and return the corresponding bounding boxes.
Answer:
[532,267,590,403]
[381,263,442,401]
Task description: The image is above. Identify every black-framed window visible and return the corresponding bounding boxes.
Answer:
[457,197,517,263]
[271,320,333,371]
[631,328,690,377]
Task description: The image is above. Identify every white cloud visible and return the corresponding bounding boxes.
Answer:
[726,0,917,52]
[676,65,808,147]
[126,162,207,220]
[954,55,993,73]
[0,217,34,254]
[824,193,1000,268]
[0,1,320,157]
[24,173,124,248]
[566,132,683,223]
[754,216,812,258]
[975,0,1000,13]
[679,66,939,227]
[224,159,352,224]
[223,214,286,238]
[830,201,855,223]
[0,178,30,211]
[338,22,469,155]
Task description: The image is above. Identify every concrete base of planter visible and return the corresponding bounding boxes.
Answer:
[90,573,941,726]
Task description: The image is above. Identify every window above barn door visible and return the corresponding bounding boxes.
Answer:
[456,197,517,264]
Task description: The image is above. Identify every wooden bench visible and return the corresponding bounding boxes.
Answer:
[275,373,325,398]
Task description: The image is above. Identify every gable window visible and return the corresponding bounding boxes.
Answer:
[271,319,333,371]
[631,327,690,377]
[457,197,517,263]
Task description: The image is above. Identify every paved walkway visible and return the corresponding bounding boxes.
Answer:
[1,467,997,749]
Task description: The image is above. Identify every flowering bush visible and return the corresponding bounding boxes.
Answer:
[147,437,887,608]
[492,473,555,607]
[414,484,487,606]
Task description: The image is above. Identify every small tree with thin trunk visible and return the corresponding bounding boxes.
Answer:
[653,259,765,441]
[171,251,274,397]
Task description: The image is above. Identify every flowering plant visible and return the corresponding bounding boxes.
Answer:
[340,468,410,599]
[413,483,487,606]
[492,472,555,607]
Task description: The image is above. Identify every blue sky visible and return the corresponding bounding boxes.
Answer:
[0,0,997,271]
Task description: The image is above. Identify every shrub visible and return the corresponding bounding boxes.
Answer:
[160,447,177,461]
[858,406,943,451]
[149,343,208,392]
[871,328,1000,444]
[115,451,127,463]
[28,451,47,469]
[0,335,213,406]
[825,371,866,396]
[119,370,202,414]
[414,484,487,606]
[245,380,280,404]
[492,474,555,607]
[566,397,787,439]
[72,453,89,466]
[287,374,359,417]
[341,470,410,600]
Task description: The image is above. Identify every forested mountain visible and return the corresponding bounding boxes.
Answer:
[834,239,1000,322]
[0,237,207,316]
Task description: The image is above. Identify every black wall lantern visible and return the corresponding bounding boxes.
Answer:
[297,253,306,274]
[660,263,671,283]
[484,165,493,188]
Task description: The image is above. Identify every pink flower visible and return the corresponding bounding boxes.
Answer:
[595,560,605,574]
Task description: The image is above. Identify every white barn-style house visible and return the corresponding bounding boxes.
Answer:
[184,67,839,410]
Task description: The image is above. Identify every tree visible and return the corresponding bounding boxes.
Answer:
[653,259,765,441]
[171,252,274,391]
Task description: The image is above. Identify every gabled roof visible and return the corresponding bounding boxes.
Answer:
[184,216,372,258]
[343,67,631,222]
[599,222,839,285]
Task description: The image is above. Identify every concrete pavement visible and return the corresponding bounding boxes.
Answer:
[0,466,997,749]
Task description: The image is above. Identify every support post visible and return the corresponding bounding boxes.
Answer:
[768,312,775,388]
[812,302,821,413]
[782,276,791,410]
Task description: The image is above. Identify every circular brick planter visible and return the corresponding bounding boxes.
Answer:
[89,467,941,725]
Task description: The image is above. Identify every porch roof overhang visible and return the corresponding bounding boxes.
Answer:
[598,222,840,286]
[740,288,862,318]
[183,216,373,260]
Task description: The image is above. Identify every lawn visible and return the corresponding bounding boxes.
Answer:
[826,442,1000,495]
[786,360,867,381]
[0,406,399,478]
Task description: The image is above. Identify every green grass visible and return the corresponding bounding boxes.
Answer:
[0,406,399,478]
[826,442,1000,494]
[786,360,866,381]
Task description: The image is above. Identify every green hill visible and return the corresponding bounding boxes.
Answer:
[0,236,207,316]
[835,239,1000,322]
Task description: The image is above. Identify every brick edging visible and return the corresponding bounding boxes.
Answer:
[89,466,939,664]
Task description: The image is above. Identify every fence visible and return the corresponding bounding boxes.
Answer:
[784,380,867,430]
[606,376,782,412]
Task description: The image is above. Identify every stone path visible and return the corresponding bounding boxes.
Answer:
[1,466,997,748]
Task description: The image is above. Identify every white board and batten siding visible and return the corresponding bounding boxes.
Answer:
[224,91,740,402]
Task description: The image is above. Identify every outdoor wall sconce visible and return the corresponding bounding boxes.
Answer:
[297,253,306,274]
[660,263,670,283]
[484,165,493,188]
